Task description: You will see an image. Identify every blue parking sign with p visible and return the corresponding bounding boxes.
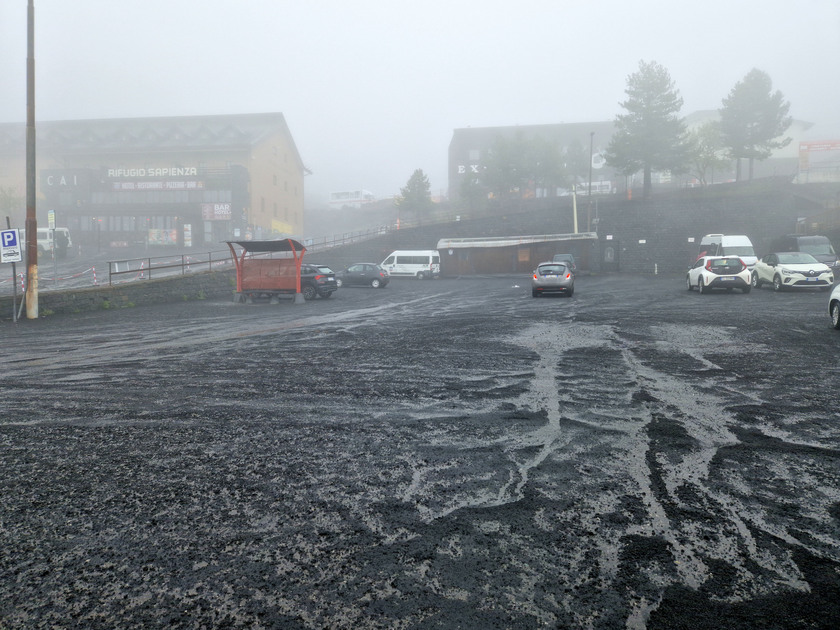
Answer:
[1,228,23,263]
[2,229,19,247]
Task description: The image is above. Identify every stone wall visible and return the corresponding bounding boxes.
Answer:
[312,179,831,276]
[0,269,237,320]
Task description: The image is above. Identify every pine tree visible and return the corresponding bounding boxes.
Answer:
[719,69,792,180]
[606,60,688,198]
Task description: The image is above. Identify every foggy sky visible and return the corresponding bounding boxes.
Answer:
[1,0,838,207]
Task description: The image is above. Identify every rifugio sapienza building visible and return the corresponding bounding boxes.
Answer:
[0,112,306,251]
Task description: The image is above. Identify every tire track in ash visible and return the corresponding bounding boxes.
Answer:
[579,321,839,625]
[396,319,837,628]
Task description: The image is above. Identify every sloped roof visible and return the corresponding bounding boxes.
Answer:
[437,232,598,249]
[0,112,303,168]
[449,121,617,152]
[227,239,306,253]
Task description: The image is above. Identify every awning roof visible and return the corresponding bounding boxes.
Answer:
[227,239,306,253]
[437,232,598,250]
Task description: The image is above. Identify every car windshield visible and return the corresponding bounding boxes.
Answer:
[723,246,754,257]
[538,264,566,275]
[800,243,835,256]
[777,253,818,264]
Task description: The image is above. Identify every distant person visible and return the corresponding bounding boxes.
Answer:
[55,230,69,260]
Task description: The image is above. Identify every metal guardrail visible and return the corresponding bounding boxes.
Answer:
[2,214,466,296]
[108,251,235,285]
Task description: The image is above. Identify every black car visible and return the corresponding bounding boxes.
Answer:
[335,263,389,288]
[300,263,338,299]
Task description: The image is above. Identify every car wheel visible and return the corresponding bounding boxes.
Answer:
[686,275,693,291]
[532,290,539,298]
[322,291,332,298]
[832,302,840,330]
[773,275,783,292]
[416,271,426,280]
[751,272,761,288]
[301,285,317,301]
[742,285,751,294]
[371,278,381,288]
[566,286,574,297]
[698,278,707,294]
[335,278,343,288]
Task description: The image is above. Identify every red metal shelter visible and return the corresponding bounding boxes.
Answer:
[226,239,307,304]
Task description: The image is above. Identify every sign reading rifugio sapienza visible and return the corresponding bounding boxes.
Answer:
[201,203,232,220]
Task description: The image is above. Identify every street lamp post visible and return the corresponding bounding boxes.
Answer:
[25,0,38,319]
[587,132,594,233]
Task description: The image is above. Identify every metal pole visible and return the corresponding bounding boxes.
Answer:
[7,216,18,323]
[587,132,594,233]
[25,0,38,318]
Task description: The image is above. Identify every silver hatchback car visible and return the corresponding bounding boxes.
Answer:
[531,262,574,297]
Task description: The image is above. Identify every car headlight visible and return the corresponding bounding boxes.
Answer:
[781,267,798,276]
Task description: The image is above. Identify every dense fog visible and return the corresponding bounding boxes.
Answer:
[1,0,838,205]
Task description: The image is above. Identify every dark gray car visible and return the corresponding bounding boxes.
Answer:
[335,263,390,288]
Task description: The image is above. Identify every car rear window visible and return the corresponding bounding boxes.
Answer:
[539,264,566,275]
[708,258,742,273]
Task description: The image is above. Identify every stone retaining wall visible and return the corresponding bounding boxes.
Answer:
[0,269,237,320]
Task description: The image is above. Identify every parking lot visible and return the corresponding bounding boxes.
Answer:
[1,274,839,629]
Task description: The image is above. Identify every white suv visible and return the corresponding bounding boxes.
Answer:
[751,252,834,291]
[687,256,751,294]
[830,284,840,329]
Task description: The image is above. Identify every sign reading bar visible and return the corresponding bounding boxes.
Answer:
[201,203,232,221]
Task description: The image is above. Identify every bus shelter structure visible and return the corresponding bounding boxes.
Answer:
[226,239,307,304]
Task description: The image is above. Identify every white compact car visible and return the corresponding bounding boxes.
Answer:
[751,252,834,292]
[829,284,840,330]
[687,256,751,294]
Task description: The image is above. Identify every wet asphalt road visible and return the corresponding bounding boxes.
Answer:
[1,274,839,629]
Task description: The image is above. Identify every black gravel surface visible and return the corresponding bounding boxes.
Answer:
[2,274,839,629]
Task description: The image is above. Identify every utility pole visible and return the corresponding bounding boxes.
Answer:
[587,132,594,233]
[25,0,38,318]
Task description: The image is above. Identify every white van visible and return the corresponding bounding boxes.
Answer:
[699,234,757,268]
[380,250,440,279]
[20,227,73,256]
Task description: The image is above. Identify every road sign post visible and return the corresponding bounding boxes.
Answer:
[2,223,22,323]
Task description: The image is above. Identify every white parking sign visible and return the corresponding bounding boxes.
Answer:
[1,228,23,263]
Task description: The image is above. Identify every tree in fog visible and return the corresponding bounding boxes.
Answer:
[482,133,564,202]
[719,68,792,181]
[481,133,531,201]
[606,60,689,198]
[397,169,433,224]
[686,121,731,186]
[563,138,592,191]
[458,167,487,213]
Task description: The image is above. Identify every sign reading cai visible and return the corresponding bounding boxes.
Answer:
[107,167,199,178]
